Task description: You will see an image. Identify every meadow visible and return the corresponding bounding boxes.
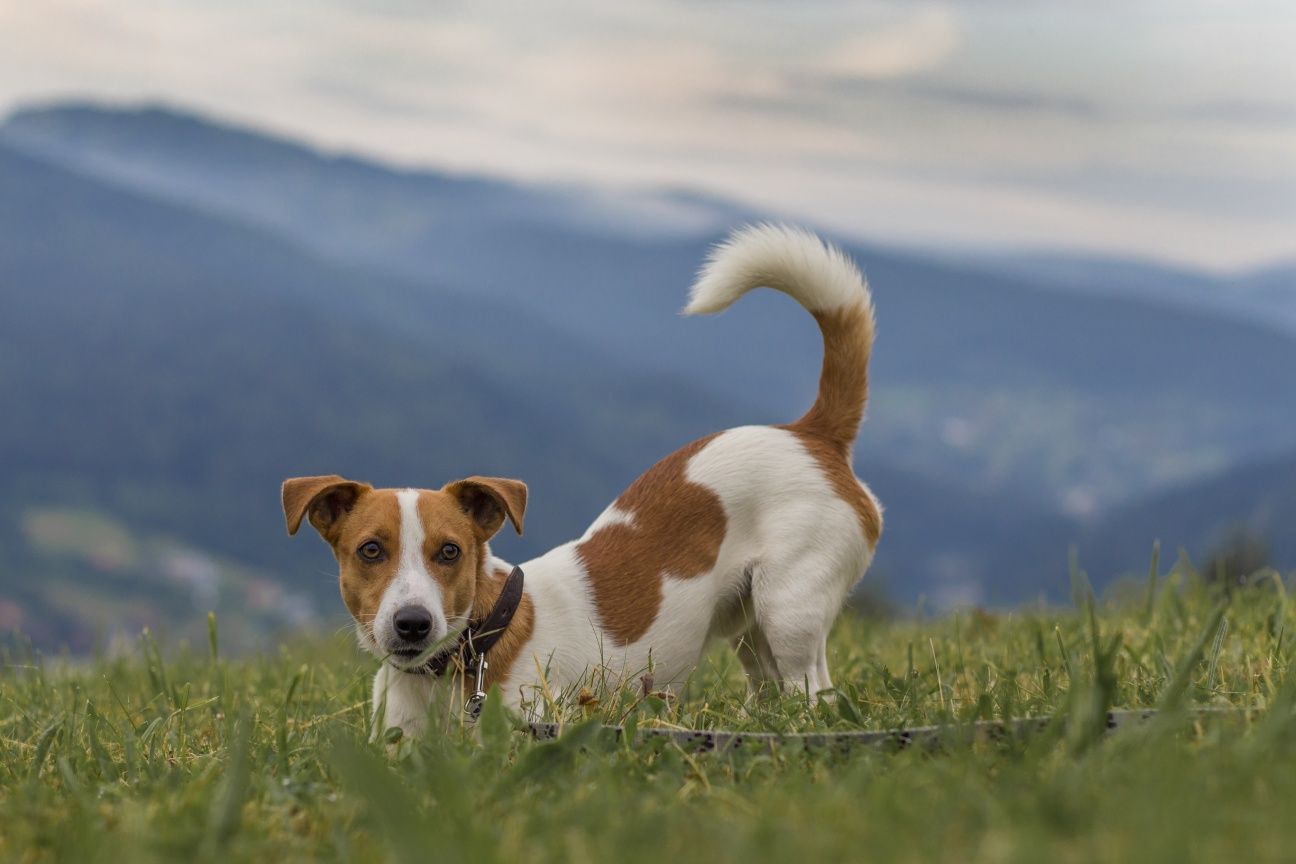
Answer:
[3,559,1295,863]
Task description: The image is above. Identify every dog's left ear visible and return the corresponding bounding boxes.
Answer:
[444,476,527,539]
[282,474,371,539]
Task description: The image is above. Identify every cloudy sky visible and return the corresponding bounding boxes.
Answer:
[2,0,1293,270]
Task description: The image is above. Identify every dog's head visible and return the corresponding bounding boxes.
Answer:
[281,474,526,669]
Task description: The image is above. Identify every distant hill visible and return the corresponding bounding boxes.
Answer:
[1074,447,1296,583]
[951,251,1296,335]
[1236,264,1296,329]
[0,142,750,647]
[0,139,1094,652]
[7,103,1295,517]
[2,102,1294,652]
[0,141,764,564]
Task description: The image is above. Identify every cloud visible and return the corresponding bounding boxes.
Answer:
[0,0,1293,269]
[820,7,960,79]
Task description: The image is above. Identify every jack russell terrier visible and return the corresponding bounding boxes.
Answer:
[282,224,881,739]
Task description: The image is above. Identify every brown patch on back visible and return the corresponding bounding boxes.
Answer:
[795,304,874,447]
[575,435,727,646]
[782,426,883,547]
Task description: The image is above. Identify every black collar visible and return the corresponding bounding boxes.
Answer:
[425,565,525,677]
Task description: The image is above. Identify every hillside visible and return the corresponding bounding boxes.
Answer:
[2,140,1096,651]
[1077,447,1296,582]
[0,143,750,647]
[957,251,1296,335]
[2,103,1294,651]
[1237,263,1296,329]
[0,142,757,560]
[7,103,1296,515]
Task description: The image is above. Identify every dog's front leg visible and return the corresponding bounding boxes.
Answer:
[371,664,435,742]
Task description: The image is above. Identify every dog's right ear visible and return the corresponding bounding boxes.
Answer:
[282,475,372,540]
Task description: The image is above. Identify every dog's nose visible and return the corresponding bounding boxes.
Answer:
[393,605,433,643]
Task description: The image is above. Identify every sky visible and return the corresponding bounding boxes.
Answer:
[1,0,1293,271]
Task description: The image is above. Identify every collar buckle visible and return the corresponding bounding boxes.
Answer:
[465,655,489,720]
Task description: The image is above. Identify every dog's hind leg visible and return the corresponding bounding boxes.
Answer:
[750,550,860,696]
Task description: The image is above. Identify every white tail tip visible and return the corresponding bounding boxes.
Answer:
[684,222,868,316]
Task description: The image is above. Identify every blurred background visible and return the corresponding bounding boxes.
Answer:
[1,1,1293,654]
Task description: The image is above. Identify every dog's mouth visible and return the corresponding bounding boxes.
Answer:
[381,626,463,675]
[388,647,425,661]
[385,647,436,673]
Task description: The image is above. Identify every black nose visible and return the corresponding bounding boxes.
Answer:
[393,605,433,642]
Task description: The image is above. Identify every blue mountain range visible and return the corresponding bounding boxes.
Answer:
[1,103,1292,649]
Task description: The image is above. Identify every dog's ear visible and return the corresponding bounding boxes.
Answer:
[282,475,372,540]
[443,476,527,539]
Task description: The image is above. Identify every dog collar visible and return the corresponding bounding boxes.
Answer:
[424,565,526,688]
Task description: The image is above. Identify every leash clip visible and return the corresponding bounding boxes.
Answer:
[465,655,488,721]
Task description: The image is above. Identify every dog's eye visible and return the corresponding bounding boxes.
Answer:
[438,543,460,563]
[357,541,385,562]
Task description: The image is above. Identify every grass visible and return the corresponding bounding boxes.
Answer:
[3,565,1296,863]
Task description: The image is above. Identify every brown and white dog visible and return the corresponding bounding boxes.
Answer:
[282,224,881,739]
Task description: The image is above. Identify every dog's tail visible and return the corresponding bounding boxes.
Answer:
[685,223,875,450]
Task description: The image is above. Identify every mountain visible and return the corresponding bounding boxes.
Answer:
[6,103,1295,517]
[1235,264,1296,329]
[0,141,751,648]
[1074,447,1296,584]
[951,251,1296,335]
[0,102,752,248]
[1,140,772,561]
[3,102,1294,652]
[0,138,1091,653]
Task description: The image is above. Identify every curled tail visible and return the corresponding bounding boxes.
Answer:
[685,223,875,450]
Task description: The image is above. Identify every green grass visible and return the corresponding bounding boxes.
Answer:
[3,568,1296,863]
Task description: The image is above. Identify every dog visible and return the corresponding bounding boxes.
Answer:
[282,224,881,739]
